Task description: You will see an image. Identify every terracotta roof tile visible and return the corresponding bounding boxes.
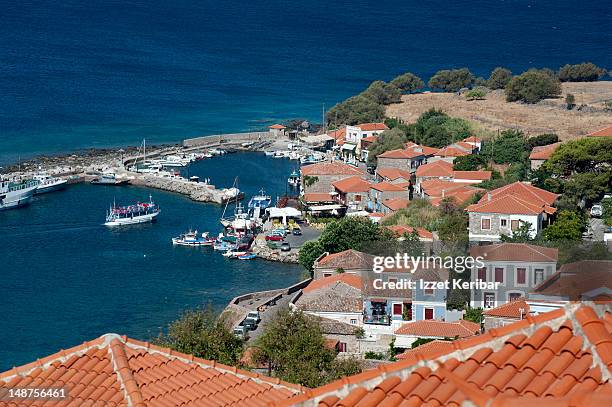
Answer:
[529,142,562,160]
[273,303,611,407]
[470,243,558,263]
[378,149,424,159]
[302,273,363,293]
[331,176,372,193]
[416,161,454,177]
[269,124,286,129]
[395,320,481,338]
[303,193,336,203]
[376,167,412,181]
[396,340,454,360]
[452,170,492,181]
[385,225,433,240]
[484,299,530,319]
[531,260,612,301]
[406,144,440,157]
[371,181,406,192]
[587,125,612,137]
[463,136,482,143]
[315,249,374,270]
[357,122,389,131]
[435,146,471,157]
[381,198,410,212]
[0,335,303,407]
[300,161,363,176]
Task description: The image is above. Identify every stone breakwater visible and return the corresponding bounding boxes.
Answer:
[130,175,234,204]
[250,235,299,263]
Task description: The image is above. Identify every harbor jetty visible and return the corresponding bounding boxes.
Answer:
[130,174,237,204]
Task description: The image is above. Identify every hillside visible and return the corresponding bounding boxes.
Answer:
[386,82,612,140]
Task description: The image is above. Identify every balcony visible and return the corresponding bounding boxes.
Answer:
[363,314,391,325]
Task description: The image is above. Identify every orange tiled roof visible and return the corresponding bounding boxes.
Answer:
[376,167,412,181]
[482,181,558,206]
[315,249,374,270]
[300,161,363,176]
[0,334,303,407]
[385,224,433,240]
[332,176,372,193]
[436,146,471,157]
[303,273,363,293]
[407,144,440,157]
[371,181,406,192]
[470,243,558,263]
[357,122,389,131]
[381,198,410,212]
[327,128,346,141]
[484,299,530,319]
[378,149,424,159]
[467,194,553,215]
[275,302,612,407]
[361,135,378,143]
[396,340,454,360]
[303,192,336,203]
[395,319,481,338]
[452,170,492,181]
[455,141,477,151]
[416,160,454,177]
[421,179,484,205]
[463,136,482,143]
[269,124,286,129]
[587,125,612,137]
[532,260,612,301]
[529,142,562,160]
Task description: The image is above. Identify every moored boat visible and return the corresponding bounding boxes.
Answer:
[91,173,130,185]
[248,189,272,219]
[288,170,300,187]
[172,231,214,246]
[238,253,257,260]
[104,195,160,226]
[33,173,68,194]
[0,179,37,211]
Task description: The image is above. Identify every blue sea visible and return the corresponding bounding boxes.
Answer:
[1,0,611,369]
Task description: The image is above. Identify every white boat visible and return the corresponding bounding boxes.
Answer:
[288,170,300,187]
[222,248,248,258]
[264,151,275,156]
[104,196,160,226]
[159,155,190,167]
[91,173,130,185]
[172,231,214,246]
[33,173,68,194]
[0,179,37,210]
[209,148,226,155]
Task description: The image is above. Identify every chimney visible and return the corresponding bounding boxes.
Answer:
[487,193,492,202]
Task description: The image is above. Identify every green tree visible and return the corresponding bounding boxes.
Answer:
[466,88,487,100]
[480,129,529,164]
[505,69,562,103]
[412,109,471,148]
[558,62,607,82]
[428,68,475,92]
[154,305,243,366]
[298,240,325,272]
[500,222,534,242]
[544,137,612,175]
[390,72,425,93]
[318,216,385,253]
[542,210,586,242]
[453,154,486,171]
[487,67,513,89]
[463,307,484,324]
[527,133,558,149]
[362,80,402,105]
[367,127,408,164]
[303,175,319,188]
[254,309,361,387]
[326,94,385,126]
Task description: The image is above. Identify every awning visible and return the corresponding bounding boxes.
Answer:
[308,204,344,212]
[266,207,302,218]
[341,143,357,151]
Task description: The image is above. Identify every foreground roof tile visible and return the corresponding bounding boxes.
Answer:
[0,334,303,407]
[272,303,612,406]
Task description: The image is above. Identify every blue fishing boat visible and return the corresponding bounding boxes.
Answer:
[238,253,257,260]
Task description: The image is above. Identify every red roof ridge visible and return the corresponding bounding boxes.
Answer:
[272,302,610,406]
[110,338,146,407]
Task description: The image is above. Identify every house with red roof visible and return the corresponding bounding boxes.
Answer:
[463,135,483,149]
[300,161,363,194]
[367,181,408,213]
[0,333,304,407]
[469,243,558,310]
[375,167,412,184]
[529,142,562,170]
[483,299,530,330]
[329,123,388,163]
[275,302,612,407]
[466,181,558,242]
[394,319,481,348]
[385,224,434,242]
[432,140,477,163]
[312,249,374,279]
[331,175,372,212]
[376,148,426,174]
[420,178,484,206]
[380,197,410,215]
[587,125,612,137]
[269,123,287,137]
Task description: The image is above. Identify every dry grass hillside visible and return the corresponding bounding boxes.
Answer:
[386,82,612,140]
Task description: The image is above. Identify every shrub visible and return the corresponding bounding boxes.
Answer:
[505,69,562,103]
[487,67,513,89]
[428,68,475,92]
[466,87,487,100]
[326,94,385,126]
[527,133,559,149]
[565,93,575,110]
[390,72,425,93]
[558,62,607,82]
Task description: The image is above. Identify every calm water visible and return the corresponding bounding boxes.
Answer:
[0,153,303,369]
[1,0,611,164]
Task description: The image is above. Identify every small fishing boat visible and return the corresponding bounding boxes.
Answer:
[248,189,272,218]
[104,195,160,226]
[288,170,300,187]
[172,231,214,246]
[222,248,248,258]
[91,173,130,185]
[300,154,325,165]
[33,173,68,194]
[238,253,257,260]
[264,151,275,157]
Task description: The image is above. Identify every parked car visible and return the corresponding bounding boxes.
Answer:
[591,204,603,218]
[280,242,291,252]
[243,319,257,331]
[265,234,283,241]
[292,227,302,236]
[233,325,248,339]
[246,311,261,324]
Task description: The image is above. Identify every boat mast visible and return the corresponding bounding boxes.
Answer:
[221,176,238,221]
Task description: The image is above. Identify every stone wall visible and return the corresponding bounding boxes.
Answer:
[183,132,273,148]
